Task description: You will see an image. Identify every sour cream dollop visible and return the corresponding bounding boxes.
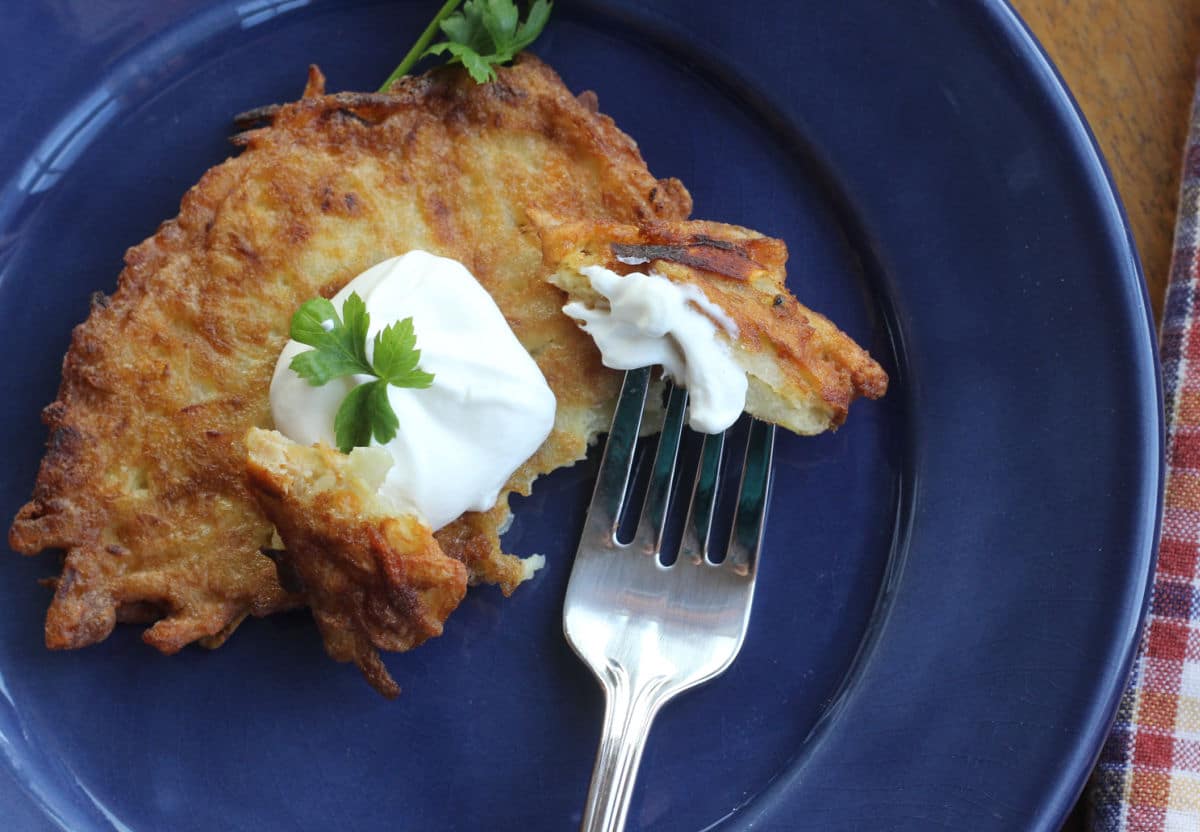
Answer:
[270,251,557,530]
[563,265,747,434]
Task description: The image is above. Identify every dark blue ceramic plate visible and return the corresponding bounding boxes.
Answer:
[0,1,1162,829]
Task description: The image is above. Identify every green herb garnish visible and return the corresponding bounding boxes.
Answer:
[378,0,553,91]
[288,293,435,453]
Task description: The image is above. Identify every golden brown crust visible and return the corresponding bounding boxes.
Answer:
[435,503,526,594]
[532,212,887,433]
[244,429,466,698]
[10,56,691,655]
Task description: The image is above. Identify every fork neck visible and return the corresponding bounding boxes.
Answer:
[581,660,671,832]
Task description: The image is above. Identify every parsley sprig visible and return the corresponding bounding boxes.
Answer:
[378,0,553,91]
[289,294,434,453]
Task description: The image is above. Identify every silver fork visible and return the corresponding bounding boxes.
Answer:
[563,367,776,832]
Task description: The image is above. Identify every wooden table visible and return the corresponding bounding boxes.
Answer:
[1010,0,1200,323]
[1004,5,1200,826]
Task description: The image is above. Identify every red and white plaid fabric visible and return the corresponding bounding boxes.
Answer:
[1088,75,1200,831]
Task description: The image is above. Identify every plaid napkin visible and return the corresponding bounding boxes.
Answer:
[1088,77,1200,832]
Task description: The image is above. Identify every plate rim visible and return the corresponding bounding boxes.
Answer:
[991,0,1165,818]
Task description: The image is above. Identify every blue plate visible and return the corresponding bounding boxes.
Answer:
[0,1,1162,829]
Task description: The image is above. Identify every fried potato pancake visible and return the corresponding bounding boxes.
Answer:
[9,56,690,655]
[245,428,465,698]
[532,213,888,434]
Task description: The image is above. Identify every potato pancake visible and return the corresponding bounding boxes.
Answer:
[532,213,888,435]
[245,428,466,699]
[9,56,691,655]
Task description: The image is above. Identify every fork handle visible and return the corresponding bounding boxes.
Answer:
[580,671,669,832]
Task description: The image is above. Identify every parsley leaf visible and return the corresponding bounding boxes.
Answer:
[332,382,376,451]
[287,297,371,385]
[378,0,553,90]
[333,380,402,450]
[288,293,435,453]
[289,297,340,346]
[424,0,552,83]
[372,318,437,388]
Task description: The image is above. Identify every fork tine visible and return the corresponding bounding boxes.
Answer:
[585,368,651,540]
[678,429,726,565]
[636,384,689,554]
[724,420,776,576]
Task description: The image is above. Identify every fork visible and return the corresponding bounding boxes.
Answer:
[563,367,776,832]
